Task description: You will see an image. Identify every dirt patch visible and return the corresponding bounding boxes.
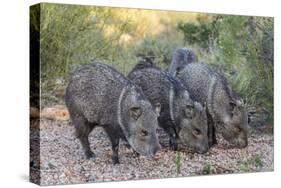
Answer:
[30,119,273,186]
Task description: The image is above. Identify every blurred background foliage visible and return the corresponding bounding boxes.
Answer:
[30,3,273,124]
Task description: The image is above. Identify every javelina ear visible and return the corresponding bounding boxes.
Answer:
[130,107,142,120]
[155,102,161,117]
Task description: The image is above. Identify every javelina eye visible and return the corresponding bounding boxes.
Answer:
[192,129,200,137]
[141,129,148,137]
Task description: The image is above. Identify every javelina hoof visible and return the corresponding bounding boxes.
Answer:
[208,140,214,147]
[169,139,178,151]
[85,150,95,159]
[171,144,178,151]
[208,137,217,147]
[132,150,140,157]
[112,156,120,165]
[213,138,217,145]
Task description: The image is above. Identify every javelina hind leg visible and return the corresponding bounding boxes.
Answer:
[74,117,95,159]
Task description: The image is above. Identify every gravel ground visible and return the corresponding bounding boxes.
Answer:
[30,119,273,186]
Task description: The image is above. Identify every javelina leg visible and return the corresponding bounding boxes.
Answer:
[111,138,120,164]
[74,118,95,159]
[169,130,178,151]
[132,150,140,157]
[104,128,120,164]
[166,126,178,151]
[212,125,217,145]
[123,139,139,157]
[207,113,216,147]
[169,137,178,151]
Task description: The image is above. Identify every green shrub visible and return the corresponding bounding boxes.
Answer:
[239,155,263,172]
[131,35,185,69]
[35,4,273,123]
[177,15,219,50]
[39,4,131,82]
[202,163,211,175]
[178,15,273,123]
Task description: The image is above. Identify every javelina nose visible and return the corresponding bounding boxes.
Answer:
[198,144,209,154]
[239,139,248,148]
[152,144,161,155]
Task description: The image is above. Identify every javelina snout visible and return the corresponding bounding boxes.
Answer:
[151,143,161,155]
[221,99,248,148]
[194,141,209,154]
[222,125,248,149]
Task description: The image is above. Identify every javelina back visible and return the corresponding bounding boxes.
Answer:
[128,62,208,154]
[65,63,161,164]
[173,62,248,148]
[169,48,198,76]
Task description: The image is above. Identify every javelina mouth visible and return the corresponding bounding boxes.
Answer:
[198,148,209,154]
[237,140,248,148]
[227,139,248,149]
[194,146,209,154]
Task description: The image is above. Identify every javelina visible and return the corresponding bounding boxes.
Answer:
[128,62,208,154]
[65,63,161,164]
[172,62,248,148]
[169,48,198,76]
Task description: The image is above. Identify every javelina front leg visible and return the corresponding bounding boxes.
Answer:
[169,132,178,151]
[169,137,178,151]
[74,119,95,159]
[80,135,95,159]
[207,113,217,147]
[105,128,120,164]
[124,142,140,157]
[168,127,178,151]
[111,139,120,164]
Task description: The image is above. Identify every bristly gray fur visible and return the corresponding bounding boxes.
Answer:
[65,63,161,164]
[174,62,248,148]
[169,48,198,76]
[130,61,161,72]
[128,62,209,153]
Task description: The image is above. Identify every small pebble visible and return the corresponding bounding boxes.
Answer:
[30,119,274,186]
